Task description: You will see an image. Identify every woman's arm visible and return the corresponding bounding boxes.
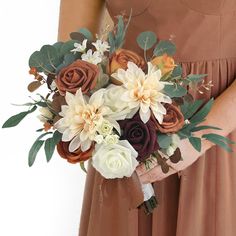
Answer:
[136,79,236,183]
[58,0,105,41]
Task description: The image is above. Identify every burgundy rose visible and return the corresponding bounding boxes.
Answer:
[119,113,158,162]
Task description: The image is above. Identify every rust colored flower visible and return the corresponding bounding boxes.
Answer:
[108,49,145,84]
[57,141,94,164]
[152,103,185,133]
[151,53,176,75]
[55,59,99,95]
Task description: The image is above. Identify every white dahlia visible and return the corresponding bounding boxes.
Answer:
[111,61,172,123]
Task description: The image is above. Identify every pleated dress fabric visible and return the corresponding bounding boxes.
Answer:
[78,0,236,235]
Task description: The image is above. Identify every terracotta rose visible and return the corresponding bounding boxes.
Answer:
[152,103,185,133]
[57,141,94,164]
[55,59,99,95]
[108,49,145,84]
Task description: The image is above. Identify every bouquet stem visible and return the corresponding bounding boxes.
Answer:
[138,183,158,215]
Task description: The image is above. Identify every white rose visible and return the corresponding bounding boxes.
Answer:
[104,134,119,144]
[92,140,139,179]
[104,85,137,120]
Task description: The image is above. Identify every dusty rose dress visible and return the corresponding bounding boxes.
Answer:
[79,0,236,235]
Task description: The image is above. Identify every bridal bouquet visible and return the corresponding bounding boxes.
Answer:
[3,15,234,214]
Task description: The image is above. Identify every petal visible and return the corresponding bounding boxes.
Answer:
[69,135,81,152]
[139,108,151,123]
[81,139,92,152]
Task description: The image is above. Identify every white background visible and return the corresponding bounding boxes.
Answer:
[0,1,86,235]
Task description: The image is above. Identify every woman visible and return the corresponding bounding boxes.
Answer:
[58,0,236,235]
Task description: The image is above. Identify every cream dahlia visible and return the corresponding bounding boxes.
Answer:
[111,62,172,123]
[55,88,113,152]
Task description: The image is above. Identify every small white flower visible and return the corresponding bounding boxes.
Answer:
[37,107,53,123]
[97,120,113,136]
[50,80,57,91]
[185,119,190,124]
[81,49,102,65]
[71,39,87,54]
[92,39,110,55]
[92,140,138,179]
[94,134,104,144]
[104,134,119,145]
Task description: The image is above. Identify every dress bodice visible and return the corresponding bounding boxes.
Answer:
[106,0,236,62]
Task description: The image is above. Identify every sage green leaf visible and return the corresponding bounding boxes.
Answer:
[157,133,172,149]
[44,138,55,162]
[40,45,60,71]
[59,40,78,56]
[181,100,204,120]
[79,28,93,40]
[52,131,62,145]
[2,106,37,128]
[56,53,78,73]
[202,134,233,152]
[191,125,222,132]
[108,32,116,54]
[80,162,87,173]
[163,84,187,98]
[136,31,157,50]
[202,133,235,144]
[154,40,176,56]
[28,140,44,167]
[189,137,202,152]
[28,51,45,72]
[186,74,207,84]
[190,98,214,123]
[115,16,125,48]
[172,65,182,77]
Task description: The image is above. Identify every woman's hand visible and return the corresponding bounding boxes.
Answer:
[136,137,211,184]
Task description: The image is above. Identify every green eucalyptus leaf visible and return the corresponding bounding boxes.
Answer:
[180,100,204,120]
[157,133,172,149]
[56,53,78,73]
[29,51,45,72]
[59,40,78,56]
[79,28,93,40]
[163,84,187,98]
[189,137,202,152]
[154,40,176,56]
[44,138,56,162]
[202,133,235,144]
[202,134,233,152]
[172,65,182,77]
[115,16,125,48]
[190,98,214,123]
[191,125,222,132]
[136,31,157,50]
[108,32,116,54]
[52,131,62,145]
[186,74,207,84]
[28,140,44,167]
[2,106,37,128]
